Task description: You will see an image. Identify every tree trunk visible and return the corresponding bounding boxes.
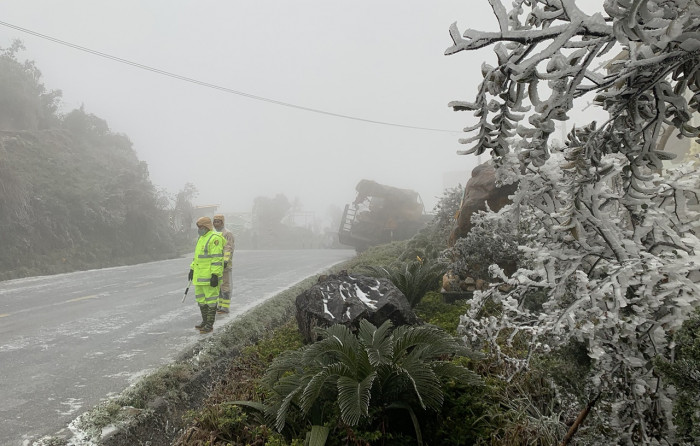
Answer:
[559,393,601,446]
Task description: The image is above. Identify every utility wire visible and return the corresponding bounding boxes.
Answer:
[0,20,461,134]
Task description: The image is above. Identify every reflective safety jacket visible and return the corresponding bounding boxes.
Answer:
[190,230,225,286]
[218,228,235,268]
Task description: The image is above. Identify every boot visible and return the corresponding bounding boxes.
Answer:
[199,305,217,334]
[194,305,207,329]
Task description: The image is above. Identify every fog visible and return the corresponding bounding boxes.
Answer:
[0,1,605,218]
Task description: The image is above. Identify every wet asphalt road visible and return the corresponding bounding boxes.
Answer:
[0,249,354,446]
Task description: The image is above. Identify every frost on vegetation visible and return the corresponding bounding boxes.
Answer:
[31,404,146,446]
[448,0,700,443]
[442,210,523,282]
[59,404,150,446]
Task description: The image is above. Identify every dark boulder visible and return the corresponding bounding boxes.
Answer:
[448,162,518,245]
[295,270,418,343]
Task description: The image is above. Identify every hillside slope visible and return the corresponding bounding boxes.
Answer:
[0,41,180,279]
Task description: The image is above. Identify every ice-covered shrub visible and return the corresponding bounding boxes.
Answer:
[447,1,700,443]
[441,211,523,282]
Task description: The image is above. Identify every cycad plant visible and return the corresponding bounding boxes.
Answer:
[256,319,481,444]
[363,259,446,307]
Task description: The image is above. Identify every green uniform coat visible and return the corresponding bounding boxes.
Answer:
[190,230,225,306]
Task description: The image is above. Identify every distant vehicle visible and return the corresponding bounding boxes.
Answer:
[338,179,431,252]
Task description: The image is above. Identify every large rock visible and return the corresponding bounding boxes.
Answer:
[448,162,518,245]
[295,270,418,343]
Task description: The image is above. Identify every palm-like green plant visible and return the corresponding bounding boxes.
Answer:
[258,319,481,443]
[362,259,446,307]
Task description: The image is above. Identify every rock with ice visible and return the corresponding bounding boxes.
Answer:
[294,270,418,343]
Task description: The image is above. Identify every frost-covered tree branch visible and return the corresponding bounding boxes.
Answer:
[448,1,700,443]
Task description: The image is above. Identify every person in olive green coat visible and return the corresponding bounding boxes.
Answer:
[188,216,224,333]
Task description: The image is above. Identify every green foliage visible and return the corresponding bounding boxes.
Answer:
[415,294,592,446]
[175,324,302,446]
[343,240,409,272]
[456,342,593,446]
[431,356,576,446]
[412,293,521,445]
[0,40,61,131]
[184,404,278,444]
[424,377,494,445]
[361,259,446,307]
[264,436,305,446]
[398,185,464,263]
[656,309,700,443]
[535,340,592,399]
[414,291,468,335]
[0,41,182,279]
[399,228,444,262]
[429,185,464,242]
[475,390,568,446]
[258,320,482,442]
[248,321,305,361]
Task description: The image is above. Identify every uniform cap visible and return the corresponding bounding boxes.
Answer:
[196,216,213,231]
[213,214,225,223]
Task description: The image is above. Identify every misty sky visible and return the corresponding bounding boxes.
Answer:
[0,1,606,217]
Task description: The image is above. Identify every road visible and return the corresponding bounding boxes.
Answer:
[0,249,354,446]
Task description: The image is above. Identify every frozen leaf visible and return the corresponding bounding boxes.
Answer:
[589,346,606,360]
[678,37,700,52]
[448,101,480,111]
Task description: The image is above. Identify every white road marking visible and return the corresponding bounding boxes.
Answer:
[65,295,98,303]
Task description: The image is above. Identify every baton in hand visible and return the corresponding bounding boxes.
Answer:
[181,280,192,303]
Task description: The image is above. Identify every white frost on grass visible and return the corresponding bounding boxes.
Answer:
[64,414,101,446]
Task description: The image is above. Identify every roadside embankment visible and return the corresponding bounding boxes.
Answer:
[43,257,355,446]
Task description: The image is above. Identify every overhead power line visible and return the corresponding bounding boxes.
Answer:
[0,20,461,134]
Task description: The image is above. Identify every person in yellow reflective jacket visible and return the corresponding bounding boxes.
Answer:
[213,214,235,314]
[188,216,225,334]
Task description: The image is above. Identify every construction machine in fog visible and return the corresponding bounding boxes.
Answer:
[338,179,431,252]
